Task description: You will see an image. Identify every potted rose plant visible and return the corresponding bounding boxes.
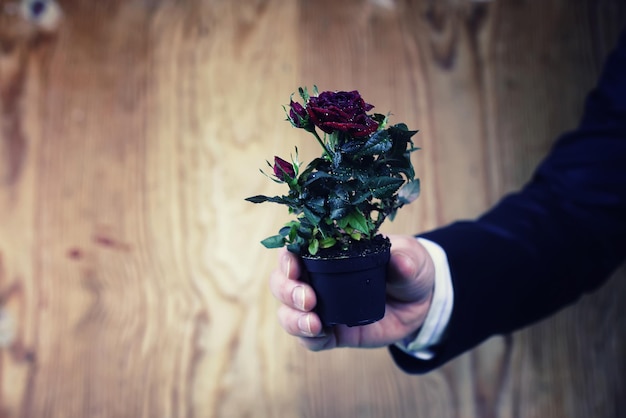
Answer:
[246,87,421,327]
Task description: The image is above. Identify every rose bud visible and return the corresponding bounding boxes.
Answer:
[289,100,309,128]
[273,156,295,181]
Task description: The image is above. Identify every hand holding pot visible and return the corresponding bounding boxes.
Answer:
[269,235,435,351]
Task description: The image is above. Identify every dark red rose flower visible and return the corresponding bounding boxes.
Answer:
[306,90,378,137]
[289,100,309,128]
[273,156,295,180]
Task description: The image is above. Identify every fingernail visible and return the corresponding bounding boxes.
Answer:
[297,314,313,336]
[292,285,305,311]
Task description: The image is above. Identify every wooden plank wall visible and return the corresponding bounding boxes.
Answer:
[0,0,624,416]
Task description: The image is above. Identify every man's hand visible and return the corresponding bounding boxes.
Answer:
[269,235,436,351]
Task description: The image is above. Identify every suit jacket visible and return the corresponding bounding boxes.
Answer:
[390,29,626,374]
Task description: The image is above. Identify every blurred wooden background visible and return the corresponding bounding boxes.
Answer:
[0,0,624,416]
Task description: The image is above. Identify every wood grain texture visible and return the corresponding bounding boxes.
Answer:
[0,0,624,417]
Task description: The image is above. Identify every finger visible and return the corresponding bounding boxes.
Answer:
[280,248,301,280]
[277,305,324,338]
[386,236,434,303]
[298,334,336,352]
[388,250,419,284]
[269,261,317,312]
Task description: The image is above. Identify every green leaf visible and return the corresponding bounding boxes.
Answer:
[371,113,388,125]
[398,179,421,205]
[295,219,313,239]
[298,158,326,179]
[319,237,337,249]
[328,195,350,220]
[260,235,285,249]
[287,242,303,254]
[308,239,319,255]
[355,130,392,157]
[304,196,326,216]
[303,171,335,192]
[288,226,298,241]
[367,177,404,199]
[388,208,399,222]
[387,124,418,159]
[339,141,362,155]
[303,206,322,225]
[382,157,415,179]
[350,230,362,240]
[389,123,418,140]
[330,207,349,221]
[245,195,271,203]
[298,86,310,102]
[245,195,296,206]
[346,210,370,234]
[337,217,350,230]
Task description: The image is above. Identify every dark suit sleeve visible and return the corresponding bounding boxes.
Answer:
[390,29,626,374]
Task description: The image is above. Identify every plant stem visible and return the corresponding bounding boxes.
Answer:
[312,130,332,159]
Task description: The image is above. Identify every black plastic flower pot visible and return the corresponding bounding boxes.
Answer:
[301,240,391,327]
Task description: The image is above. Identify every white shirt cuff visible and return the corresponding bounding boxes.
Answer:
[394,237,454,360]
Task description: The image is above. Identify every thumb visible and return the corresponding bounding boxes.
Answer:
[386,235,435,304]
